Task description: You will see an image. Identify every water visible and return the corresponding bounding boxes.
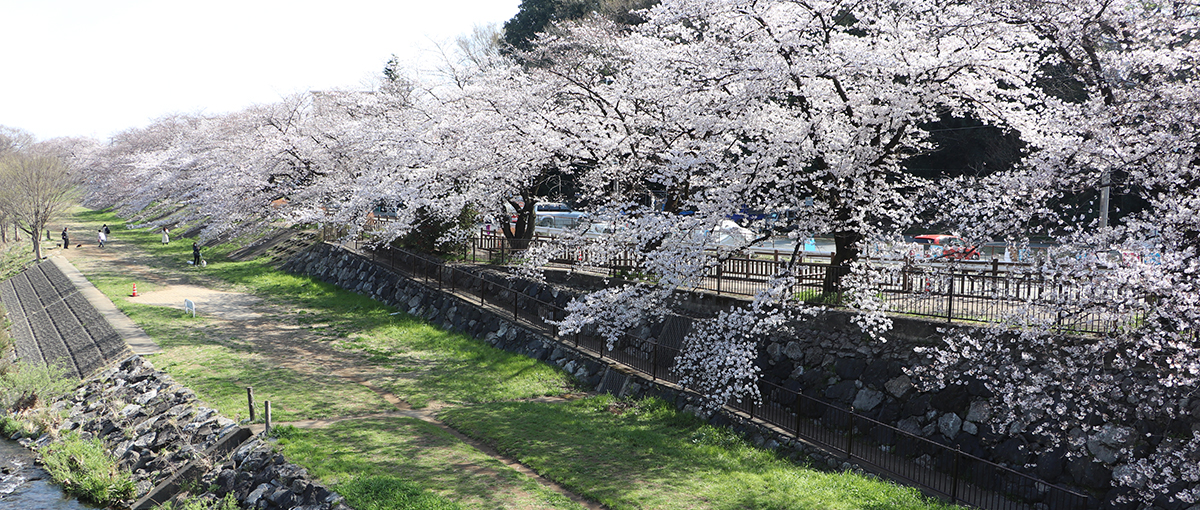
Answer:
[0,438,95,510]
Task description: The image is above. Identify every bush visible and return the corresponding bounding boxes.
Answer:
[0,414,20,437]
[0,360,77,414]
[39,431,135,506]
[391,206,477,256]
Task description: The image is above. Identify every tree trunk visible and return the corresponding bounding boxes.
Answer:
[822,230,862,294]
[502,195,537,251]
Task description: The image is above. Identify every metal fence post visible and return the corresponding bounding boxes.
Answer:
[846,408,854,460]
[650,341,658,382]
[947,271,955,322]
[951,448,961,504]
[794,392,803,439]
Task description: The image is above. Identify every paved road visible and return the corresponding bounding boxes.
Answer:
[0,259,132,379]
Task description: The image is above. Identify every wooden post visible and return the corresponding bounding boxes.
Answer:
[247,387,255,422]
[264,401,272,436]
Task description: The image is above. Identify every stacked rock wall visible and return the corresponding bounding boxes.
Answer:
[281,245,609,388]
[27,355,348,510]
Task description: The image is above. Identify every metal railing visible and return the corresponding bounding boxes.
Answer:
[334,239,1092,510]
[457,233,1129,336]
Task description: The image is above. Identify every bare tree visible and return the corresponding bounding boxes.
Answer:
[456,23,504,67]
[0,126,35,155]
[0,153,76,260]
[0,126,39,243]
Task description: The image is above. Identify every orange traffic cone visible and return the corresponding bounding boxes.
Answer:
[131,283,138,297]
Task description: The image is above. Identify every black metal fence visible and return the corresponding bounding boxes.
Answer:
[337,239,1092,510]
[458,233,1128,336]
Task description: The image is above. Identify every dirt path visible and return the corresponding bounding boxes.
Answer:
[54,217,603,510]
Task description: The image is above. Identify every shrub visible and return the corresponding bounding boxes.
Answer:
[390,206,477,256]
[0,414,20,437]
[39,431,135,506]
[0,360,77,414]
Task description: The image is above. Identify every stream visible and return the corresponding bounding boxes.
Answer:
[0,438,95,510]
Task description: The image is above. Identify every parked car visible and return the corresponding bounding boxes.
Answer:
[504,200,586,228]
[911,234,980,260]
[534,217,616,238]
[711,219,757,247]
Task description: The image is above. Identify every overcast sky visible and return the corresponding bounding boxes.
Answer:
[1,0,519,142]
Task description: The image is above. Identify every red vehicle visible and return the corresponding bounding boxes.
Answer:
[912,234,980,260]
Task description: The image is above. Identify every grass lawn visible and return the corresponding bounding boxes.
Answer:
[441,395,958,510]
[274,419,583,510]
[65,208,583,509]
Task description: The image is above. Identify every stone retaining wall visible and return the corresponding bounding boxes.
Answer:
[281,245,610,388]
[19,355,347,510]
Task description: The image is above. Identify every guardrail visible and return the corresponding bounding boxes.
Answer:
[338,239,1092,510]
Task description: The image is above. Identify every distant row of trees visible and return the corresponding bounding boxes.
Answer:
[63,0,1200,501]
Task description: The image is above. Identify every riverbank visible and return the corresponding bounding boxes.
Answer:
[0,437,93,510]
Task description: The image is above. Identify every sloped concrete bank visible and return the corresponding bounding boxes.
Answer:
[284,243,1200,509]
[17,355,347,510]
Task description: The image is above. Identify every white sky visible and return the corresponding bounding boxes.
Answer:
[0,0,519,142]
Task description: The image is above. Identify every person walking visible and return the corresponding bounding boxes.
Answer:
[192,242,202,266]
[161,227,170,245]
[61,228,69,249]
[97,228,107,248]
[102,224,111,236]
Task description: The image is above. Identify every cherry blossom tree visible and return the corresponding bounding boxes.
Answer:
[906,0,1200,502]
[530,0,1052,402]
